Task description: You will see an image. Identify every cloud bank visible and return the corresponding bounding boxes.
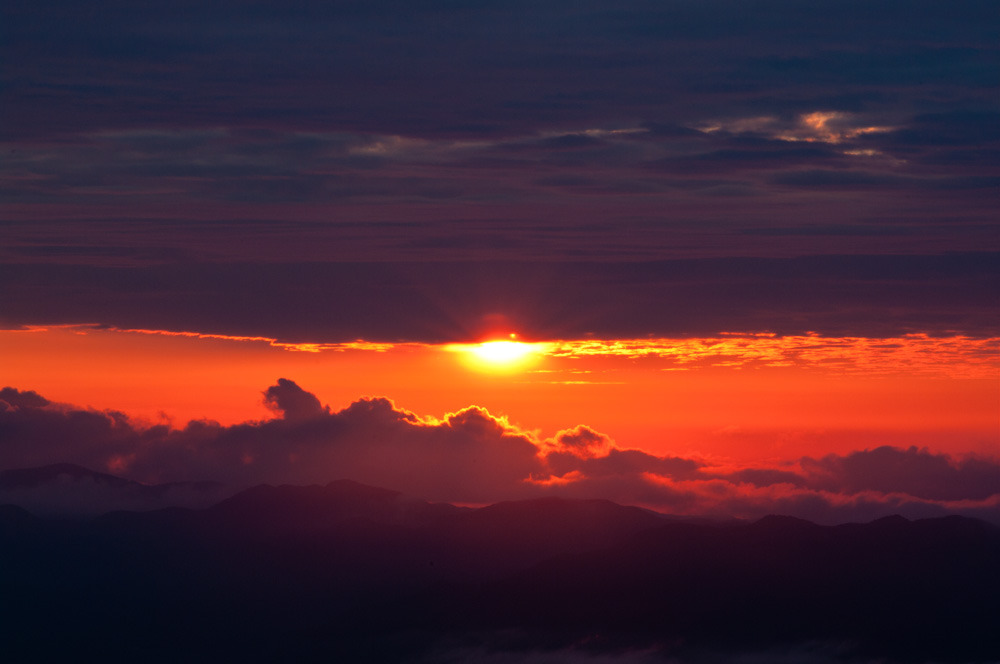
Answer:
[2,382,997,523]
[2,1,998,342]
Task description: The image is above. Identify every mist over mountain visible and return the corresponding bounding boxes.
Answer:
[2,471,997,663]
[0,463,231,517]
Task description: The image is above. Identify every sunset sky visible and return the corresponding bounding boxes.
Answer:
[2,0,998,523]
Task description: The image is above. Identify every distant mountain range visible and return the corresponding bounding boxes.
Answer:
[1,464,998,663]
[0,462,229,517]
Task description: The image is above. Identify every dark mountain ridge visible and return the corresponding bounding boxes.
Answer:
[0,462,227,517]
[0,462,134,489]
[1,468,997,663]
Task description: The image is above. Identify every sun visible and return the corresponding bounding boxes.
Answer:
[446,334,545,373]
[471,340,536,364]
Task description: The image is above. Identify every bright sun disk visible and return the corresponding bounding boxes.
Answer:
[472,340,535,364]
[446,337,545,372]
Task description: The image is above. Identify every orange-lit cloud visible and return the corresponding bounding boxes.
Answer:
[698,111,893,146]
[40,325,1000,378]
[113,326,403,353]
[784,111,892,144]
[545,334,1000,378]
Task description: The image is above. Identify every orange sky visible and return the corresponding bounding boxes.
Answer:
[3,325,997,463]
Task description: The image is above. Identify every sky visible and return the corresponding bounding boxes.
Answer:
[1,0,998,523]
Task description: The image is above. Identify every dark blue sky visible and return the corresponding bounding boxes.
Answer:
[3,0,998,341]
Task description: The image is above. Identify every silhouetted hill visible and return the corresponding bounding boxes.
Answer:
[426,496,669,578]
[201,479,467,535]
[0,462,133,489]
[0,463,229,517]
[0,478,997,663]
[0,503,38,533]
[444,513,1000,662]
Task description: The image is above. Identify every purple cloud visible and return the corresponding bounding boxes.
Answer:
[2,383,997,524]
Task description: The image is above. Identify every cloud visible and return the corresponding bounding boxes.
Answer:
[800,446,1000,501]
[0,387,50,409]
[1,383,998,523]
[715,445,1000,503]
[263,377,328,420]
[3,253,998,342]
[0,382,545,502]
[546,425,615,458]
[880,111,1000,148]
[0,387,152,471]
[769,169,1000,190]
[694,112,893,146]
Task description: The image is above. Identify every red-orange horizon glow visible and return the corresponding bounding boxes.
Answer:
[2,325,997,462]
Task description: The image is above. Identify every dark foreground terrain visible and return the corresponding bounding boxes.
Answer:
[2,469,998,663]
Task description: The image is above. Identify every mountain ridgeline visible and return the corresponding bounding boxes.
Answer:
[1,466,997,663]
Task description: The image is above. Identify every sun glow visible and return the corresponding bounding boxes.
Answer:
[473,341,536,364]
[446,337,547,372]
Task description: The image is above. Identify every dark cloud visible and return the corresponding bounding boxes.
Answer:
[0,387,153,471]
[770,169,914,189]
[724,467,806,487]
[2,108,995,343]
[3,0,997,344]
[547,425,614,457]
[263,377,327,420]
[0,382,546,502]
[547,448,703,482]
[703,447,1000,523]
[880,111,1000,148]
[0,387,50,410]
[2,254,997,340]
[770,169,1000,190]
[801,446,1000,501]
[2,384,997,523]
[7,1,996,135]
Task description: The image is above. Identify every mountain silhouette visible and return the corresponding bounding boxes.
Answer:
[201,478,467,534]
[0,463,227,517]
[0,462,134,489]
[1,469,997,662]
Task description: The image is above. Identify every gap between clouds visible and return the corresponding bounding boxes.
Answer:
[1,380,998,524]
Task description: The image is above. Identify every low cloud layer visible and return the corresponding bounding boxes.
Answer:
[1,382,998,523]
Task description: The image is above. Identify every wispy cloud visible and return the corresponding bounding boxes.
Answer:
[543,334,1000,378]
[63,326,1000,378]
[698,111,893,145]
